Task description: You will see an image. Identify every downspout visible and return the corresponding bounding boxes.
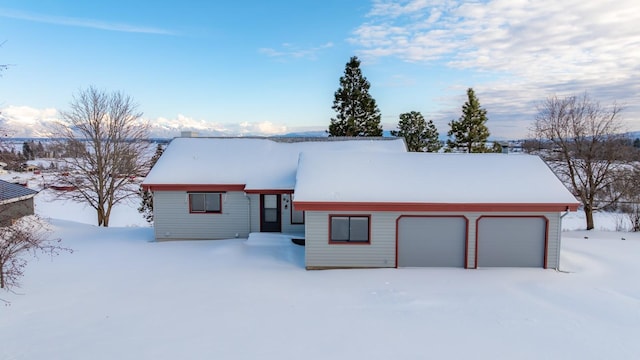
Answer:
[557,207,571,271]
[245,193,252,236]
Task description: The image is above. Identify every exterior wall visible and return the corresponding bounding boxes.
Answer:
[153,191,251,240]
[281,194,305,235]
[153,192,306,241]
[247,194,261,233]
[305,211,397,269]
[305,210,562,269]
[0,198,35,227]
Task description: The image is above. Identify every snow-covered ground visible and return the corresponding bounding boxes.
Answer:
[1,173,640,359]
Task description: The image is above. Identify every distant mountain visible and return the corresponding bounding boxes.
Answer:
[0,112,289,139]
[0,112,397,140]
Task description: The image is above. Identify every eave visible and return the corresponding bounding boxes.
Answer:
[292,201,580,213]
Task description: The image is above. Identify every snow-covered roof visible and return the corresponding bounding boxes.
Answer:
[142,137,407,191]
[293,152,579,212]
[0,180,38,205]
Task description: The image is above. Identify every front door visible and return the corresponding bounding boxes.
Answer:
[260,194,281,232]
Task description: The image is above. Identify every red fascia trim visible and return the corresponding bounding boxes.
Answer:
[395,215,470,269]
[244,189,294,194]
[474,215,550,269]
[142,184,246,192]
[294,201,579,213]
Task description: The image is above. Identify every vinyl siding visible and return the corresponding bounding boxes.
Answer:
[0,198,35,226]
[305,210,562,269]
[282,194,305,235]
[305,211,397,268]
[247,194,260,233]
[153,191,250,240]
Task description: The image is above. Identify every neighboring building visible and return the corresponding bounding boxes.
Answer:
[0,180,39,226]
[142,137,579,270]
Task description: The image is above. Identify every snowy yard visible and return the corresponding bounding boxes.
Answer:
[1,187,640,359]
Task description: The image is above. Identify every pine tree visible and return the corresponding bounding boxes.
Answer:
[390,111,441,152]
[22,142,34,160]
[447,88,491,153]
[328,56,383,137]
[138,143,164,224]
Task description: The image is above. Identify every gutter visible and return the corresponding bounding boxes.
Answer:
[0,193,38,206]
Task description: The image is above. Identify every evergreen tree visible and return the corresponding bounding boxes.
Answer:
[328,56,383,137]
[390,111,441,152]
[22,142,34,160]
[446,88,491,153]
[138,143,165,224]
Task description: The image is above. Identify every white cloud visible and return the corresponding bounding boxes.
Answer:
[0,8,175,35]
[237,121,288,135]
[259,42,334,60]
[0,108,293,138]
[351,0,640,133]
[0,105,60,137]
[149,115,289,137]
[1,105,59,124]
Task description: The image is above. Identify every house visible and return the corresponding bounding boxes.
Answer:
[0,180,39,227]
[141,137,406,241]
[142,137,579,270]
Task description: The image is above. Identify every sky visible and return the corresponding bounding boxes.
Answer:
[0,0,639,139]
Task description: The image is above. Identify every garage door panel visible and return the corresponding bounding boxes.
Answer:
[398,217,467,267]
[477,217,546,267]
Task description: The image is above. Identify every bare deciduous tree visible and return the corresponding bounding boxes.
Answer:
[0,214,70,302]
[533,93,629,230]
[52,86,150,227]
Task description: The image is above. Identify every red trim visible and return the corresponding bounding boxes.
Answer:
[142,184,245,192]
[245,189,294,194]
[294,201,579,212]
[328,214,371,245]
[475,215,549,269]
[188,192,223,214]
[395,215,469,268]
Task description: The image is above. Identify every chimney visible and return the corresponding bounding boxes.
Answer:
[180,131,199,138]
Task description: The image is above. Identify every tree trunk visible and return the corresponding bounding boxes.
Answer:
[103,205,111,227]
[585,206,595,230]
[0,263,5,289]
[97,206,105,227]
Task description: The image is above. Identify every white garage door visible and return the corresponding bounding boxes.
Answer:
[397,216,467,267]
[477,217,547,268]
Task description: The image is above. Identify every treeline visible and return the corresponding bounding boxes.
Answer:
[327,56,501,153]
[0,139,87,171]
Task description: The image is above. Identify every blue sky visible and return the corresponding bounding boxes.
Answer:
[1,0,639,139]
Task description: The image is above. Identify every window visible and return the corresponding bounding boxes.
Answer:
[189,193,222,213]
[330,215,370,243]
[291,203,304,224]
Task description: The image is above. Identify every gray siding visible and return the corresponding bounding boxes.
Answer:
[305,211,562,269]
[153,192,306,241]
[153,191,250,240]
[281,194,305,235]
[305,211,397,268]
[247,194,261,233]
[0,198,35,227]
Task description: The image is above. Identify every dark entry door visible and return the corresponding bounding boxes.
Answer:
[260,194,281,232]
